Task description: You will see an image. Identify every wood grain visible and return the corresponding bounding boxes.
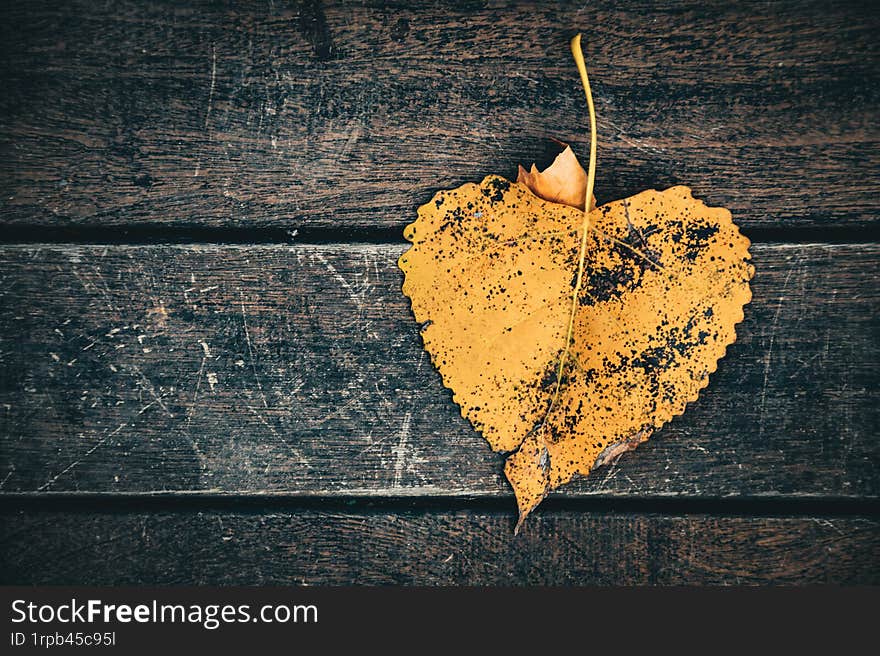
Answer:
[1,509,875,585]
[0,243,875,498]
[1,0,878,231]
[0,2,877,586]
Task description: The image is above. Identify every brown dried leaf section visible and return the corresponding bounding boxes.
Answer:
[400,177,752,526]
[517,145,597,211]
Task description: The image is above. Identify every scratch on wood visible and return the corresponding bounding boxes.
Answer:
[180,341,211,472]
[72,266,115,311]
[240,294,268,408]
[307,397,357,429]
[315,252,363,310]
[129,364,174,418]
[759,258,800,437]
[812,518,845,535]
[194,43,217,178]
[37,423,127,491]
[391,411,412,487]
[0,465,15,490]
[90,266,116,312]
[338,121,362,160]
[237,392,310,468]
[595,462,619,490]
[205,43,217,130]
[187,341,210,408]
[603,117,668,155]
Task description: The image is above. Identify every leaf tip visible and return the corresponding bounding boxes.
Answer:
[505,434,552,534]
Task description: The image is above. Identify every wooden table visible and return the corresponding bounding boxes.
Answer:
[1,1,877,585]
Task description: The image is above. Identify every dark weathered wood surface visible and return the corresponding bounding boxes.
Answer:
[0,1,877,585]
[1,0,878,231]
[0,244,876,498]
[1,510,876,585]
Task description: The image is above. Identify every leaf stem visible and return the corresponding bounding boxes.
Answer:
[547,33,598,416]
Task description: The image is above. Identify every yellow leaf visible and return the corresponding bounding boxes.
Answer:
[504,186,753,523]
[400,177,574,454]
[398,34,753,530]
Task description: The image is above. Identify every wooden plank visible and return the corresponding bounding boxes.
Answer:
[0,510,876,584]
[0,243,876,498]
[1,1,877,230]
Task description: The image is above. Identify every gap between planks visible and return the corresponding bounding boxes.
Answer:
[0,225,878,247]
[0,492,877,520]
